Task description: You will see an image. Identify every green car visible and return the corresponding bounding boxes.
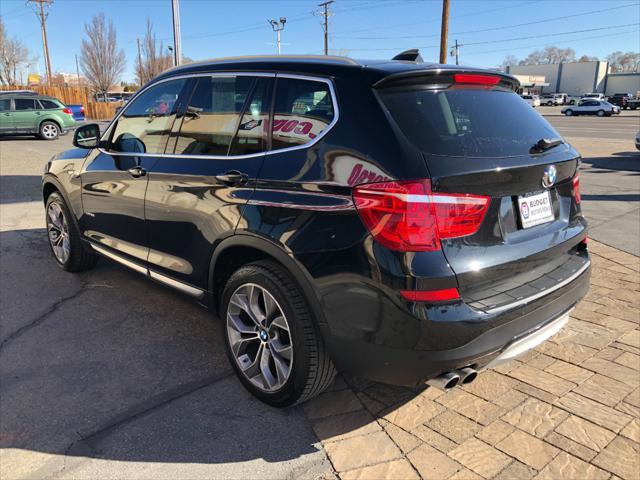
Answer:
[0,93,77,140]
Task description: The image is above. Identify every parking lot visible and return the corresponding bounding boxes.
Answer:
[1,112,639,479]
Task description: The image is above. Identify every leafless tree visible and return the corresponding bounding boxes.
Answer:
[578,55,599,62]
[79,13,126,96]
[606,51,640,72]
[136,18,173,85]
[519,46,576,65]
[500,54,519,69]
[0,18,30,85]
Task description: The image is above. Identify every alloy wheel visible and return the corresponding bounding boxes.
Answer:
[226,283,293,392]
[46,202,70,263]
[42,123,58,139]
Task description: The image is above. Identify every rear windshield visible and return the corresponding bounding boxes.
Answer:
[379,88,561,157]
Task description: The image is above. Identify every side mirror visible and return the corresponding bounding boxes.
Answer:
[73,123,101,149]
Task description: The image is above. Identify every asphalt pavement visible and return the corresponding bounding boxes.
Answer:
[0,134,333,479]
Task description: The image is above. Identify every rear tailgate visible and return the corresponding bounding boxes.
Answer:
[377,70,588,311]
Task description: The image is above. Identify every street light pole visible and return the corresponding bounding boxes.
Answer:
[171,0,182,66]
[268,18,287,55]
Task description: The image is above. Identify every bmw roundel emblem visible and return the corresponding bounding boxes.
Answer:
[542,165,557,188]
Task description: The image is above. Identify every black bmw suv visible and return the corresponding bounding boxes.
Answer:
[42,54,589,406]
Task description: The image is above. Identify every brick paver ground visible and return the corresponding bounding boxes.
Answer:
[306,240,640,480]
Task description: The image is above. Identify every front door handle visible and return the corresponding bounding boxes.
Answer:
[127,166,147,178]
[3,113,10,116]
[215,171,248,186]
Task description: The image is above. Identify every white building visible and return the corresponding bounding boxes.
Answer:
[506,61,640,96]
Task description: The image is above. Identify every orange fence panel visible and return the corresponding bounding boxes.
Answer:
[0,85,125,120]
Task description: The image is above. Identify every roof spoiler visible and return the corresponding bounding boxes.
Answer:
[392,49,423,63]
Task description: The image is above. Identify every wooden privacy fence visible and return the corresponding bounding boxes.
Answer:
[0,85,125,120]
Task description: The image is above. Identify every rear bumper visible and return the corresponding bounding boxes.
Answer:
[320,258,590,386]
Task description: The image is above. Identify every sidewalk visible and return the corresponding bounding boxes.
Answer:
[305,240,640,480]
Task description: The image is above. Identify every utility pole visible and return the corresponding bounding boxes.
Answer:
[171,0,182,66]
[439,0,450,64]
[268,18,287,55]
[75,54,81,86]
[136,38,143,84]
[27,0,54,85]
[450,39,462,65]
[317,1,334,56]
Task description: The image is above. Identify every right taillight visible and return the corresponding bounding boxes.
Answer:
[353,179,490,252]
[572,173,581,204]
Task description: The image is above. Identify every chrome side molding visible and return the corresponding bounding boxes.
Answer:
[90,243,205,299]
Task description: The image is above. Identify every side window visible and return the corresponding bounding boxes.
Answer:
[272,78,334,150]
[14,98,37,111]
[229,77,272,156]
[109,79,187,154]
[0,99,10,111]
[39,99,59,109]
[174,76,253,155]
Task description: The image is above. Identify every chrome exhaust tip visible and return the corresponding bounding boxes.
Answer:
[456,367,478,385]
[426,372,460,390]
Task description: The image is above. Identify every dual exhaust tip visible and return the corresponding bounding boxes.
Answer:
[426,367,477,391]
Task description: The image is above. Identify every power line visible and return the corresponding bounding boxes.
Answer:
[463,29,640,59]
[334,2,640,40]
[331,0,541,36]
[346,23,640,52]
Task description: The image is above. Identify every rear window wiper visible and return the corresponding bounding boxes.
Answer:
[530,137,563,154]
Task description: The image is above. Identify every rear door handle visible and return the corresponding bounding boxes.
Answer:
[127,166,147,178]
[215,171,248,186]
[3,113,10,116]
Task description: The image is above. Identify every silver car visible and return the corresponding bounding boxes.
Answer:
[562,100,620,117]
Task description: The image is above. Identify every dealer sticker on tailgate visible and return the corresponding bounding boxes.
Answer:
[518,190,555,228]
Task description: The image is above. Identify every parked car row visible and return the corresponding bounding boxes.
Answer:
[533,91,639,109]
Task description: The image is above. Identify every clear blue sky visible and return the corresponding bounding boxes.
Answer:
[2,0,639,82]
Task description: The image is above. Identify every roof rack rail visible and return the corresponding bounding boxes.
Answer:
[392,49,423,63]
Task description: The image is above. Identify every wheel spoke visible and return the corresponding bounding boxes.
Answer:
[259,346,277,389]
[241,342,264,378]
[249,285,267,326]
[270,336,292,360]
[271,315,289,332]
[269,343,291,384]
[228,311,258,335]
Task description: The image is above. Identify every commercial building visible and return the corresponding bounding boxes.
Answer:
[506,61,640,96]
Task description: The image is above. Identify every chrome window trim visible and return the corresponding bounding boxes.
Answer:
[97,71,339,161]
[484,259,590,314]
[90,243,205,298]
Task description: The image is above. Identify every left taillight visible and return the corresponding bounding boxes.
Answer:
[353,179,490,252]
[572,173,581,204]
[62,108,73,115]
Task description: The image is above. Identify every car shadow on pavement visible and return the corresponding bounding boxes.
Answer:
[0,228,415,475]
[582,152,640,174]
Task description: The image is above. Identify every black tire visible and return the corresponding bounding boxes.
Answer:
[597,110,605,117]
[39,121,60,140]
[565,109,573,116]
[45,192,98,272]
[221,260,335,407]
